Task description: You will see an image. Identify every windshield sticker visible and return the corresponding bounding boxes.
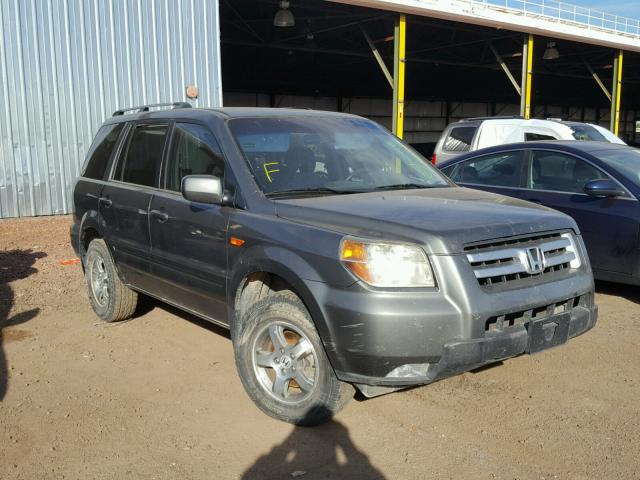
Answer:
[238,133,290,152]
[334,133,374,150]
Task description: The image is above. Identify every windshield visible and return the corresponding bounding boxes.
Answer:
[228,116,450,197]
[570,124,607,142]
[593,148,640,183]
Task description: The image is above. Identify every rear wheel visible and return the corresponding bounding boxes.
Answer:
[232,292,354,426]
[84,239,137,322]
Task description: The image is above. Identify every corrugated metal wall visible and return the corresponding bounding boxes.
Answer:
[0,0,222,218]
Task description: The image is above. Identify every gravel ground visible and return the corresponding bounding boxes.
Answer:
[1,215,639,480]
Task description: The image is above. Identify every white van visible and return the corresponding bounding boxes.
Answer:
[432,117,575,164]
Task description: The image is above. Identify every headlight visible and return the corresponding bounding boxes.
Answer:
[339,238,435,288]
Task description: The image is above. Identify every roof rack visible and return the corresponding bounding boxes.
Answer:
[112,102,192,116]
[459,115,524,121]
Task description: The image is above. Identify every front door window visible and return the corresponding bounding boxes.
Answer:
[164,123,225,192]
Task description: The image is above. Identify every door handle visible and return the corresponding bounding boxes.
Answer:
[150,209,169,223]
[98,197,112,207]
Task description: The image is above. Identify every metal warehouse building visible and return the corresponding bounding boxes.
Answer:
[1,0,640,218]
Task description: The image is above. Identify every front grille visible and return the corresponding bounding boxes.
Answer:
[485,296,583,332]
[465,231,580,287]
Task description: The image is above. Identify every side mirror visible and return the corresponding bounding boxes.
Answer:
[583,179,624,198]
[181,175,223,204]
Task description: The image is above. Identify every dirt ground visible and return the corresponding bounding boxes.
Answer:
[1,215,639,480]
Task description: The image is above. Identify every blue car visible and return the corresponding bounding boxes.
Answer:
[439,141,640,286]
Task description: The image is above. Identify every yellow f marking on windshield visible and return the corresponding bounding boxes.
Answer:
[263,162,280,183]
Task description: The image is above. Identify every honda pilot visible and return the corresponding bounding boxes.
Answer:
[71,104,597,425]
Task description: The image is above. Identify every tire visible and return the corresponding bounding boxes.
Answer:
[232,291,354,426]
[84,239,138,323]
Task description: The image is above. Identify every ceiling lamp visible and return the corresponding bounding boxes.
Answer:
[274,1,295,28]
[543,42,560,60]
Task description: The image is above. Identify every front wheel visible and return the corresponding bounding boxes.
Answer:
[232,292,354,426]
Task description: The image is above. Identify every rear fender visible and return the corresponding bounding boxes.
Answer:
[78,210,126,283]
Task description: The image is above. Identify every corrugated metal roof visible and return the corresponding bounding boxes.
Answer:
[335,0,640,52]
[0,0,222,218]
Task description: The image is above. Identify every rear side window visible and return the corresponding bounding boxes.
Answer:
[114,124,168,187]
[525,133,558,141]
[448,151,525,187]
[165,123,225,192]
[443,126,476,152]
[82,123,124,180]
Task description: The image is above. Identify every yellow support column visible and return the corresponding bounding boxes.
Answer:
[392,14,406,139]
[520,34,534,120]
[610,50,624,136]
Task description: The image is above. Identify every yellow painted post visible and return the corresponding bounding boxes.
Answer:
[392,14,406,139]
[610,50,624,136]
[524,34,534,120]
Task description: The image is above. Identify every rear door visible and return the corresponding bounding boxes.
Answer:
[74,123,126,241]
[443,149,528,198]
[148,122,229,323]
[521,149,639,276]
[100,122,169,291]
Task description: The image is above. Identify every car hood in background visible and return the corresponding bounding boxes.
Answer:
[275,187,578,255]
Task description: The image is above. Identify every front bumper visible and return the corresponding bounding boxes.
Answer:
[344,303,596,390]
[307,250,597,389]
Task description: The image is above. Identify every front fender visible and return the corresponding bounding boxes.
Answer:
[227,245,348,374]
[227,244,330,318]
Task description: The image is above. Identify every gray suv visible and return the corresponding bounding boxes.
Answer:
[71,104,597,425]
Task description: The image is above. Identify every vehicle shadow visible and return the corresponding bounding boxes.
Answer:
[241,406,385,480]
[0,249,46,401]
[134,295,230,339]
[595,280,640,305]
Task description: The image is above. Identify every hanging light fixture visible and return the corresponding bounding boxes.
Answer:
[543,42,560,60]
[273,1,295,28]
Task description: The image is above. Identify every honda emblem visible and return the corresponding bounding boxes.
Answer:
[525,247,545,274]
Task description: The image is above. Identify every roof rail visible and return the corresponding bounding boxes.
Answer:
[112,102,192,116]
[459,115,524,121]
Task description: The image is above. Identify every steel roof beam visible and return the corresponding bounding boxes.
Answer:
[360,24,394,88]
[489,41,522,95]
[583,57,612,101]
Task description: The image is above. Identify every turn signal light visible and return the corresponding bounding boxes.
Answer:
[230,237,245,247]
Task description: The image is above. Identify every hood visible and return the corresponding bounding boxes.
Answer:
[275,187,577,254]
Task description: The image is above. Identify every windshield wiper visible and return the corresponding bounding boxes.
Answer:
[372,183,435,191]
[266,187,360,198]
